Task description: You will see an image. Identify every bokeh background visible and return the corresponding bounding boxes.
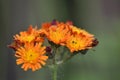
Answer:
[0,0,120,80]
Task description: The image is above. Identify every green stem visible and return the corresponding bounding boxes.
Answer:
[52,46,58,80]
[53,64,58,80]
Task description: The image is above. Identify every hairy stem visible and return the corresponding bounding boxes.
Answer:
[53,64,57,80]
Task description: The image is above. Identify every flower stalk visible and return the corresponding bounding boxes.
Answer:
[52,45,59,80]
[52,64,58,80]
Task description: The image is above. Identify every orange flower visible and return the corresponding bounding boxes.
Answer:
[14,25,44,43]
[41,22,52,32]
[15,43,48,71]
[66,28,95,53]
[41,21,71,45]
[48,25,70,45]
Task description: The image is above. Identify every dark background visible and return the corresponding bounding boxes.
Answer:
[0,0,120,80]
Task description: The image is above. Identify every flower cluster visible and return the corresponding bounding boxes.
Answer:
[8,20,98,71]
[9,25,48,71]
[41,21,98,52]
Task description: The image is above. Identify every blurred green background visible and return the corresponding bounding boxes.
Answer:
[0,0,120,80]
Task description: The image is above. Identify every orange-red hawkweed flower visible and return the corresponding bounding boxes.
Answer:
[66,26,96,53]
[15,43,48,71]
[14,25,44,43]
[41,21,71,45]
